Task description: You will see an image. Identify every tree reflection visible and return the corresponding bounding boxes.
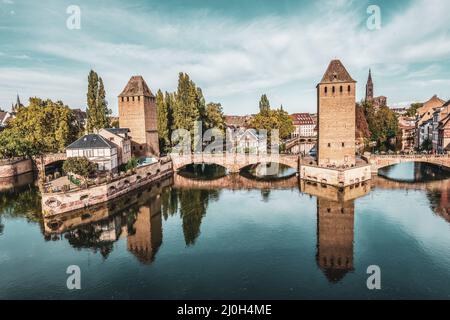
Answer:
[162,187,221,246]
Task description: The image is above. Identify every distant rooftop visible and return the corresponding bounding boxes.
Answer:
[104,128,130,135]
[290,113,315,125]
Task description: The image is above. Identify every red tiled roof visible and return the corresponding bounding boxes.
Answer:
[290,113,315,126]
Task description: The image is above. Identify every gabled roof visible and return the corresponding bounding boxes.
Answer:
[66,134,117,150]
[319,60,356,84]
[119,75,154,98]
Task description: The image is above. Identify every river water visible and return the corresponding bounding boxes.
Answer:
[0,163,449,299]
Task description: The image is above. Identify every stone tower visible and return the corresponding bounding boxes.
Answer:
[365,69,374,102]
[118,76,159,157]
[317,60,356,167]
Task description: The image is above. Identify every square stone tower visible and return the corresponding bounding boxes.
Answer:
[118,76,159,158]
[317,60,356,167]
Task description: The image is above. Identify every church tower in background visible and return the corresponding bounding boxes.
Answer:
[118,76,159,157]
[365,69,374,102]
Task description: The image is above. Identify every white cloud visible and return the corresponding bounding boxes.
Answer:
[1,0,450,113]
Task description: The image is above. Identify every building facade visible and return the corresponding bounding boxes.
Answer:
[118,76,159,158]
[66,134,119,172]
[416,95,446,149]
[432,101,450,153]
[98,128,132,165]
[398,116,416,152]
[317,60,356,168]
[290,113,316,138]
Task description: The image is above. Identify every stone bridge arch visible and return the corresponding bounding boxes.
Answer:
[366,155,450,174]
[33,153,67,176]
[170,153,299,173]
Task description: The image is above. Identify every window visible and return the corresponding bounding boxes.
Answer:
[121,97,124,102]
[332,86,335,94]
[324,87,328,94]
[342,142,345,147]
[340,86,343,93]
[138,96,140,102]
[127,97,129,102]
[132,96,135,102]
[348,85,351,93]
[328,143,331,147]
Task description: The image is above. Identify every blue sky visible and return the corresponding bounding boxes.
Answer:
[1,0,449,115]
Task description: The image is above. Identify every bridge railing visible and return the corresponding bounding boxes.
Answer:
[371,154,450,159]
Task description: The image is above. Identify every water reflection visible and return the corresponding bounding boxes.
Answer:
[379,162,450,183]
[300,180,371,282]
[14,165,450,270]
[161,188,221,246]
[44,178,171,263]
[1,162,450,296]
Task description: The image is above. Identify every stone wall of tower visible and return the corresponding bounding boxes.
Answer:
[118,95,159,157]
[317,82,356,167]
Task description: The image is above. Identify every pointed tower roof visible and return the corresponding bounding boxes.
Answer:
[319,60,356,84]
[119,75,154,98]
[367,69,373,84]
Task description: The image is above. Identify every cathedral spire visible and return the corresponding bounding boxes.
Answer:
[365,69,374,101]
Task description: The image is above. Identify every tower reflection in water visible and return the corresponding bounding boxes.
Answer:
[300,180,371,283]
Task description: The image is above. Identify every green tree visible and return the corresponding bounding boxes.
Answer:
[421,138,432,152]
[250,101,294,149]
[87,70,110,133]
[63,157,97,186]
[406,102,423,117]
[259,94,271,115]
[362,101,400,152]
[156,89,171,153]
[0,98,80,158]
[205,102,225,131]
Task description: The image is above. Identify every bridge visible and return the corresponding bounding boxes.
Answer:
[170,153,299,173]
[365,154,450,173]
[284,136,317,153]
[33,153,67,178]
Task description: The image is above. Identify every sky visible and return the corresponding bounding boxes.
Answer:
[0,0,449,115]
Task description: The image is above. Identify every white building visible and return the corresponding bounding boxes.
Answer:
[66,134,119,172]
[99,128,132,165]
[226,128,268,154]
[290,113,316,138]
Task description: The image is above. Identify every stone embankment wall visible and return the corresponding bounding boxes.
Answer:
[42,159,173,216]
[299,164,372,187]
[0,158,33,178]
